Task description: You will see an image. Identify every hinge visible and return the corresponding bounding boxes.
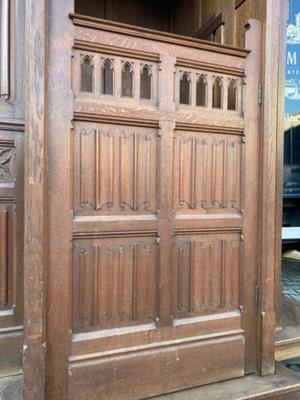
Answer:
[258,81,263,105]
[255,285,259,306]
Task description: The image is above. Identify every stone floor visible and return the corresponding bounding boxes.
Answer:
[0,375,22,400]
[282,259,300,302]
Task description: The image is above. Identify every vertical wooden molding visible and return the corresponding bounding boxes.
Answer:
[274,0,288,330]
[258,0,281,375]
[244,19,262,374]
[0,0,10,100]
[0,207,8,308]
[23,0,47,398]
[47,0,74,398]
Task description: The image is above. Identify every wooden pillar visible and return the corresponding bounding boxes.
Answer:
[46,0,74,398]
[23,0,48,399]
[274,0,288,331]
[258,0,283,375]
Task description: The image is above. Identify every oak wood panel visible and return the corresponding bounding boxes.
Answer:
[73,236,159,332]
[46,0,74,398]
[68,334,245,400]
[74,123,158,215]
[70,310,242,356]
[46,9,263,399]
[0,127,23,346]
[173,131,242,214]
[173,232,241,318]
[258,0,281,375]
[23,0,48,397]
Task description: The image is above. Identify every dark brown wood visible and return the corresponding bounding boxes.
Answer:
[70,13,249,57]
[23,0,48,398]
[193,12,224,41]
[0,0,25,380]
[43,7,266,398]
[46,0,74,398]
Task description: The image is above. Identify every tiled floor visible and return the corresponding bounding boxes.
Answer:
[0,375,23,400]
[282,259,300,302]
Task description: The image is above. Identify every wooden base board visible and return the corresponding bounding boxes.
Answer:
[2,364,300,399]
[275,325,300,361]
[68,335,245,400]
[150,364,300,400]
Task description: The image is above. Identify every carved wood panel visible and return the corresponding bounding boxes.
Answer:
[74,123,158,214]
[0,139,16,188]
[73,236,158,331]
[46,14,262,399]
[173,232,241,318]
[173,131,243,213]
[0,205,15,310]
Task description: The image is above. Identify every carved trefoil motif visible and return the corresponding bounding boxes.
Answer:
[0,141,15,184]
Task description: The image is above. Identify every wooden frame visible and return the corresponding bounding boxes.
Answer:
[257,0,286,375]
[193,12,224,42]
[21,0,287,398]
[23,0,48,399]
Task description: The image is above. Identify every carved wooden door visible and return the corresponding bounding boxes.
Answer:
[47,12,262,400]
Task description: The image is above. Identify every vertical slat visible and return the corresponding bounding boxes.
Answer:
[0,0,10,100]
[191,71,197,107]
[93,246,99,325]
[206,74,213,110]
[114,58,121,99]
[0,208,8,307]
[223,77,229,110]
[131,243,137,321]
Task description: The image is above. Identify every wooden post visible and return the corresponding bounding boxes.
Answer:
[274,0,288,331]
[258,0,282,375]
[46,0,74,398]
[23,0,48,399]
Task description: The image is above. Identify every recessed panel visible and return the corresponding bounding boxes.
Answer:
[74,123,159,215]
[73,236,159,332]
[173,232,241,318]
[173,131,243,214]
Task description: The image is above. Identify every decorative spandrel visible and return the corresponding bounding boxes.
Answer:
[212,77,223,109]
[121,62,134,97]
[0,140,15,185]
[179,72,191,105]
[228,79,237,110]
[140,65,152,100]
[101,59,114,95]
[80,55,94,93]
[196,75,207,107]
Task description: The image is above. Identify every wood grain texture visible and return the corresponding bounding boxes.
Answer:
[46,0,74,399]
[68,334,245,400]
[258,0,281,375]
[43,3,278,398]
[23,0,47,398]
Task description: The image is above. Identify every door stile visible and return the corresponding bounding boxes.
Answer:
[243,19,262,373]
[157,119,175,327]
[47,1,74,399]
[157,55,176,327]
